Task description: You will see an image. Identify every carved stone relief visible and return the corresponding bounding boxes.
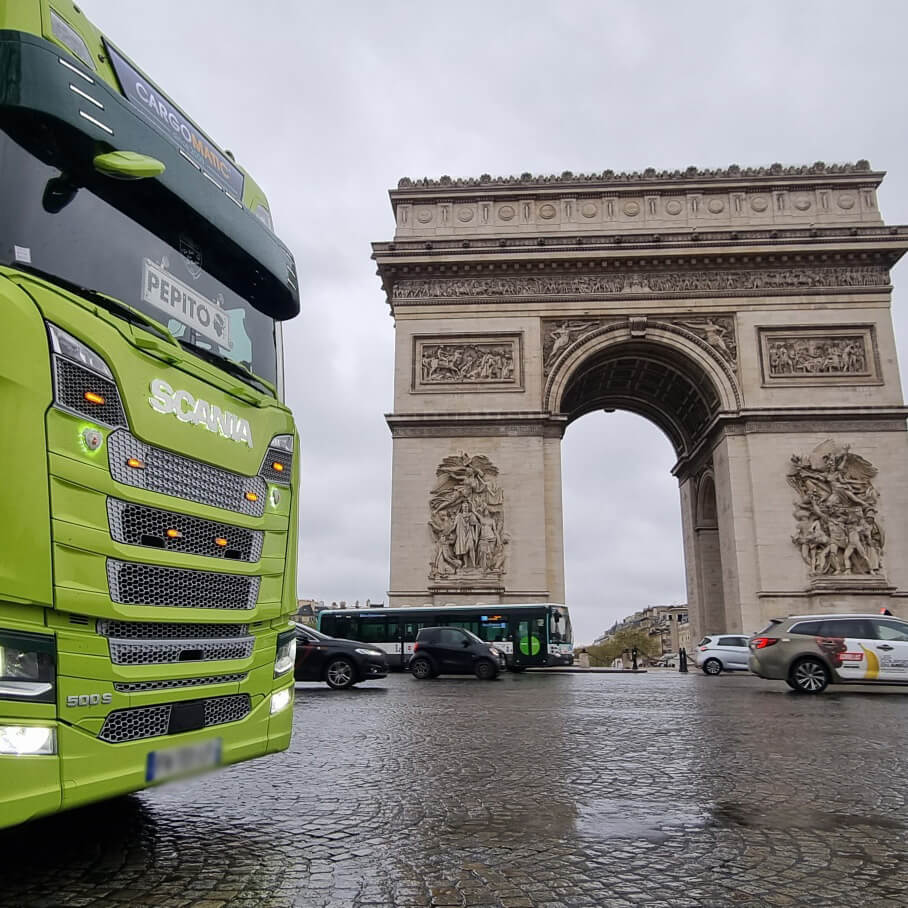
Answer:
[542,315,737,373]
[428,453,507,581]
[788,440,884,578]
[675,317,737,366]
[760,327,877,384]
[414,335,521,391]
[392,265,889,301]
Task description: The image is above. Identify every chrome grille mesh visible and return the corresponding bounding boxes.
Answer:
[259,447,292,485]
[108,637,254,665]
[98,620,248,640]
[113,673,247,693]
[99,703,170,743]
[53,357,126,427]
[106,559,259,610]
[107,499,263,562]
[204,694,251,726]
[98,694,251,743]
[107,430,266,516]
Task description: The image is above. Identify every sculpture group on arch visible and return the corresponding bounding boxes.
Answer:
[428,453,508,580]
[789,440,884,577]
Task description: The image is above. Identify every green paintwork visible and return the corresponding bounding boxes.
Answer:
[93,150,166,180]
[0,2,301,829]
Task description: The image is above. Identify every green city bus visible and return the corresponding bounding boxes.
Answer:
[318,604,574,670]
[1,1,300,827]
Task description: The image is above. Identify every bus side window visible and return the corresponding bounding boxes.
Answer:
[358,619,386,643]
[404,622,419,642]
[386,620,400,641]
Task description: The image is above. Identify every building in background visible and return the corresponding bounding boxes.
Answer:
[594,604,690,656]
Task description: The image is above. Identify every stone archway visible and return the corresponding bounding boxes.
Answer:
[373,162,908,638]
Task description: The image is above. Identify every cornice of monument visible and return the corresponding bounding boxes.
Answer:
[392,161,883,198]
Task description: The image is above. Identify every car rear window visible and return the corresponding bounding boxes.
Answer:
[698,636,712,646]
[755,619,782,635]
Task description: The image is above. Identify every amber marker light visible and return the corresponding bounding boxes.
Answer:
[244,491,258,502]
[166,529,182,539]
[214,537,228,547]
[126,457,144,469]
[84,391,106,405]
[272,461,284,472]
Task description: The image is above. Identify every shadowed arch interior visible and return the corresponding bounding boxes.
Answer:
[558,341,723,458]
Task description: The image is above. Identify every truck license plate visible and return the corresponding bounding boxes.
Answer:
[146,738,222,782]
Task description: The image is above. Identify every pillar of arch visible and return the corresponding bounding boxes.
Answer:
[373,163,908,638]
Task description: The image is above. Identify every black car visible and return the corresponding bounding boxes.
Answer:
[293,624,389,689]
[408,626,506,680]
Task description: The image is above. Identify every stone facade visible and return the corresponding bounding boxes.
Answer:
[374,162,908,637]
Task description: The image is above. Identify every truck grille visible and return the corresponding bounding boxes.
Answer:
[108,637,254,665]
[98,620,248,640]
[98,694,251,743]
[53,356,126,427]
[106,559,260,610]
[259,446,292,485]
[107,430,267,517]
[113,673,247,693]
[107,499,264,562]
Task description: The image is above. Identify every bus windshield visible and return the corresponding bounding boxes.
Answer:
[0,120,278,388]
[550,607,573,644]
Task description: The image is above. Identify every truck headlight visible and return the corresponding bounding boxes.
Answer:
[0,726,57,755]
[270,687,292,715]
[274,629,297,677]
[46,322,126,427]
[0,630,56,703]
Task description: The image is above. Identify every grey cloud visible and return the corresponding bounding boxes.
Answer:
[87,0,908,643]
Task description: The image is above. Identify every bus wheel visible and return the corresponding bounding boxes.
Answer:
[475,660,498,681]
[410,658,434,680]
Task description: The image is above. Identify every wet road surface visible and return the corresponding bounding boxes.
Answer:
[3,670,908,907]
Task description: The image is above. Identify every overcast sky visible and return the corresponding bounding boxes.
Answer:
[88,1,908,645]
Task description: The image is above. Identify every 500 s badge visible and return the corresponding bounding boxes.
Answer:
[66,694,113,707]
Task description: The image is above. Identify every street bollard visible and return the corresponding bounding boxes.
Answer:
[679,647,688,673]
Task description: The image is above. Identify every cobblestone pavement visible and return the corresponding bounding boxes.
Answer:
[3,671,908,907]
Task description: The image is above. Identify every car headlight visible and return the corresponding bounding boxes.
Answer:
[355,648,384,657]
[0,630,56,703]
[270,687,292,715]
[47,322,126,427]
[489,647,501,656]
[274,629,297,677]
[0,725,57,755]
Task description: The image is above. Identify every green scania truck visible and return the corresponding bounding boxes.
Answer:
[0,1,301,827]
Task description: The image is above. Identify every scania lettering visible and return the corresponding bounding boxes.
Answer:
[148,379,254,446]
[0,0,301,828]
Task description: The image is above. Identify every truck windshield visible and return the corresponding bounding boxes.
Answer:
[0,121,278,387]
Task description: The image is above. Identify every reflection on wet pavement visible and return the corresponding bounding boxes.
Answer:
[2,671,908,907]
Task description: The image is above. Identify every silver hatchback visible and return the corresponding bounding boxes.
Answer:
[696,634,751,675]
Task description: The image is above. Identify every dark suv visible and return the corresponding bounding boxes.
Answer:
[409,627,506,680]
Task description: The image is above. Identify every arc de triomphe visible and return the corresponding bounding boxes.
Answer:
[372,163,908,637]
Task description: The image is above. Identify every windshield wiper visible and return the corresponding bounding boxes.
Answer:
[16,265,178,346]
[177,339,274,397]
